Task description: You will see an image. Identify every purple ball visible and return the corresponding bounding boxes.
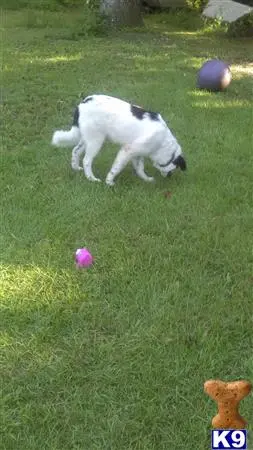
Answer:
[197,59,232,91]
[75,248,93,268]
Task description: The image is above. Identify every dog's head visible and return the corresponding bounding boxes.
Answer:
[152,140,187,177]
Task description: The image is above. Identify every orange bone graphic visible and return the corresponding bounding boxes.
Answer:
[204,379,252,429]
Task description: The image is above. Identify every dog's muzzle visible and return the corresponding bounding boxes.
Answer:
[159,153,187,174]
[174,155,187,171]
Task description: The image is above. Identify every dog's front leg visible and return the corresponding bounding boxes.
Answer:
[132,157,154,183]
[106,147,132,186]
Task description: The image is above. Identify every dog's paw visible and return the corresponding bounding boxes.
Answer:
[145,176,155,183]
[72,165,82,171]
[88,176,101,183]
[105,179,115,187]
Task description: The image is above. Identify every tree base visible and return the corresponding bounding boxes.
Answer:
[101,0,144,27]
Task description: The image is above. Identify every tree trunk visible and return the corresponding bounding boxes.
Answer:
[101,0,144,27]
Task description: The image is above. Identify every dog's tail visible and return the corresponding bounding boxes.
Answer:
[51,106,81,148]
[52,127,80,147]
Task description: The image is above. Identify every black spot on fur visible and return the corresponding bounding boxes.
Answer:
[174,155,187,171]
[73,107,79,127]
[131,105,145,120]
[131,104,159,121]
[149,111,160,121]
[82,96,93,104]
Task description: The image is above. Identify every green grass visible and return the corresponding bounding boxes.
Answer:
[1,7,253,450]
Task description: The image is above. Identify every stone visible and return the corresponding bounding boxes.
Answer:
[203,0,253,23]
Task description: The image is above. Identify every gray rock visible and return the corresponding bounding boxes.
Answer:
[203,0,253,23]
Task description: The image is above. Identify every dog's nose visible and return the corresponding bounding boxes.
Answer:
[174,155,187,171]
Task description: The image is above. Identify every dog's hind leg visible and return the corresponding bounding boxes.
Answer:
[83,135,104,182]
[132,157,154,183]
[71,141,85,171]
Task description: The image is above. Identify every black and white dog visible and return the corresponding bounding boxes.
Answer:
[52,94,186,186]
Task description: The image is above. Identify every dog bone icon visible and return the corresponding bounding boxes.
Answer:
[204,379,252,429]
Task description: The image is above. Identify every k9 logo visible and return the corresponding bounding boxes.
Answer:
[211,430,247,449]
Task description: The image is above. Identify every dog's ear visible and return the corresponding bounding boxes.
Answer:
[174,155,186,171]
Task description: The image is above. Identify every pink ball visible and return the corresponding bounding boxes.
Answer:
[75,248,93,268]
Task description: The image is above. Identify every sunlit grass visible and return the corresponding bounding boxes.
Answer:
[191,99,251,108]
[232,63,253,77]
[0,264,86,308]
[19,55,83,65]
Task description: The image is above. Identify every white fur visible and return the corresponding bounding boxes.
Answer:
[52,94,185,186]
[52,127,80,148]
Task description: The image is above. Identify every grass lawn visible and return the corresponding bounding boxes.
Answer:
[1,6,253,450]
